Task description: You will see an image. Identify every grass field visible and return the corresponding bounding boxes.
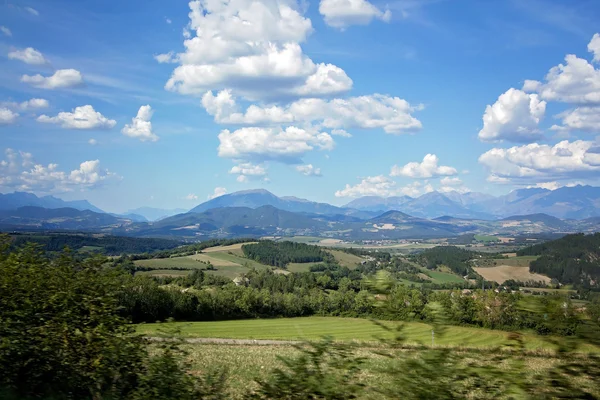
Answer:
[136,316,598,352]
[475,265,551,284]
[202,242,257,256]
[178,342,600,399]
[474,234,500,243]
[421,268,466,284]
[326,249,364,269]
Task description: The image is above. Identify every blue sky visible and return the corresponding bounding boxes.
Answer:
[1,0,600,213]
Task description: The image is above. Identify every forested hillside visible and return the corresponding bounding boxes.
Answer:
[9,233,181,255]
[242,241,331,267]
[518,233,600,287]
[411,246,496,277]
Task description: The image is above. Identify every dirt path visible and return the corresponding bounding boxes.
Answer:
[147,337,299,345]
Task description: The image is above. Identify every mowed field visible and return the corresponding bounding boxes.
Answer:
[473,256,549,284]
[475,265,551,284]
[136,316,597,351]
[134,244,366,279]
[179,341,600,399]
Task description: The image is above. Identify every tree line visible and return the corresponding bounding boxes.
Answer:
[241,241,332,267]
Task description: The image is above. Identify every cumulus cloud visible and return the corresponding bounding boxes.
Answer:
[523,34,600,104]
[0,108,19,125]
[550,107,600,133]
[0,26,11,37]
[588,33,600,63]
[154,52,177,64]
[8,47,47,65]
[478,88,546,143]
[218,126,334,163]
[335,175,398,197]
[203,90,422,134]
[162,0,353,101]
[390,154,457,178]
[208,186,227,199]
[440,177,463,186]
[296,164,322,176]
[331,129,352,137]
[335,176,437,198]
[2,98,49,111]
[21,69,84,89]
[0,148,118,193]
[88,138,97,145]
[479,140,600,183]
[438,177,470,194]
[184,193,198,200]
[122,105,158,142]
[37,105,116,130]
[319,0,391,29]
[229,162,268,182]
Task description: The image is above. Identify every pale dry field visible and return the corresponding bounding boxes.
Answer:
[474,265,551,284]
[188,253,240,266]
[202,242,257,256]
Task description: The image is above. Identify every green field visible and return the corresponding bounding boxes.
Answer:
[136,316,597,351]
[134,245,367,279]
[326,249,363,269]
[420,268,466,284]
[474,234,500,243]
[179,341,599,399]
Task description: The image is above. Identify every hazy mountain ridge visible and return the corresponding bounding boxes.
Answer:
[0,192,104,213]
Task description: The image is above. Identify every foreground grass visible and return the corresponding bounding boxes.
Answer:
[136,316,600,352]
[178,342,600,399]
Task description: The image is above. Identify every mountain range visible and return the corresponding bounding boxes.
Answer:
[0,186,599,239]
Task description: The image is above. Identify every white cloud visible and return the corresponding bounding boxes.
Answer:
[527,181,584,190]
[0,26,12,37]
[162,0,353,101]
[331,129,352,137]
[8,47,47,65]
[25,7,39,16]
[478,88,546,143]
[335,175,397,197]
[390,154,457,178]
[203,90,422,134]
[154,52,177,64]
[229,162,267,182]
[218,126,334,163]
[296,164,322,176]
[166,18,172,24]
[550,107,600,133]
[37,105,116,130]
[335,176,439,198]
[21,69,84,89]
[440,177,463,186]
[588,33,600,63]
[184,193,198,200]
[523,34,600,104]
[2,98,49,111]
[438,177,470,194]
[398,181,434,197]
[479,140,600,183]
[122,105,158,142]
[0,108,19,125]
[88,138,97,145]
[208,186,227,199]
[319,0,391,29]
[0,148,118,193]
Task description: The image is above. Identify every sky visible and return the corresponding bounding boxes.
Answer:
[1,0,600,213]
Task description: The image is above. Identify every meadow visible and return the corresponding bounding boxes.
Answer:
[136,316,599,352]
[180,342,600,399]
[134,244,366,278]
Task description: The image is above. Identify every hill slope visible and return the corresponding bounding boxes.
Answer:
[0,206,132,230]
[517,233,600,287]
